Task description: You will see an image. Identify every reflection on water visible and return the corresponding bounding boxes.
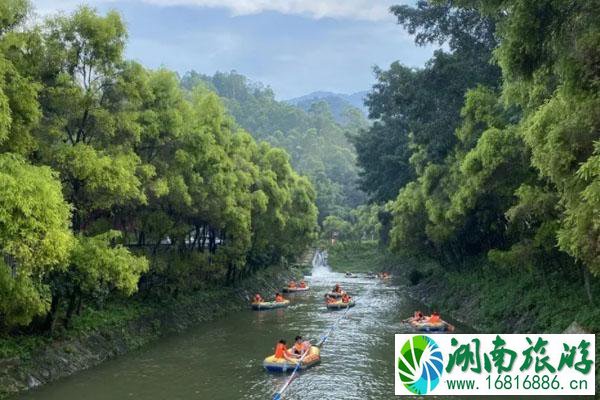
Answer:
[16,254,593,400]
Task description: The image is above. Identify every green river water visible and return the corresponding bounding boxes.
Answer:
[16,255,591,400]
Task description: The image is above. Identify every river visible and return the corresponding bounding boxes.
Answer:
[17,253,589,400]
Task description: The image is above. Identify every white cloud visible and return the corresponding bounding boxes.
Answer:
[146,0,398,21]
[33,0,404,21]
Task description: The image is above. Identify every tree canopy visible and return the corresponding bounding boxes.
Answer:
[354,0,600,299]
[0,3,317,331]
[352,3,501,202]
[181,70,367,221]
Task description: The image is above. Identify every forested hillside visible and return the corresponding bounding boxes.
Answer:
[353,1,600,303]
[286,91,369,123]
[0,4,317,332]
[181,71,367,220]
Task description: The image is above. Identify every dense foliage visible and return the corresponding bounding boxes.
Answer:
[321,204,382,243]
[0,3,317,332]
[286,91,368,125]
[181,71,367,220]
[352,1,500,202]
[355,1,600,299]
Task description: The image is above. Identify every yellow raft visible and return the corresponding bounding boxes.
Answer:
[251,300,290,310]
[326,299,355,310]
[409,319,453,332]
[263,346,321,372]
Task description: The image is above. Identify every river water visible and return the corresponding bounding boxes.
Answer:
[17,253,590,400]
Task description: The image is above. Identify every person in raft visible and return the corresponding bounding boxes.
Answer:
[274,339,294,361]
[332,283,342,293]
[253,293,263,303]
[299,280,307,288]
[413,310,425,321]
[288,280,297,288]
[290,336,311,358]
[275,292,285,302]
[341,293,352,303]
[325,294,337,304]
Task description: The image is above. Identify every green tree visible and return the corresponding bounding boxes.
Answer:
[36,7,148,232]
[477,0,600,283]
[182,70,365,221]
[353,1,501,202]
[0,3,319,331]
[0,0,41,155]
[322,215,351,242]
[0,154,74,328]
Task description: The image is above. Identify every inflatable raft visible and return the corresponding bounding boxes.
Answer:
[251,300,290,310]
[409,319,452,332]
[326,300,355,310]
[263,346,321,372]
[282,286,309,293]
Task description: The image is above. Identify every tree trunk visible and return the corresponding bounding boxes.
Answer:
[152,239,161,256]
[137,230,145,247]
[43,294,61,333]
[199,224,206,252]
[582,265,593,304]
[76,296,83,316]
[209,228,216,254]
[191,226,200,250]
[64,292,79,329]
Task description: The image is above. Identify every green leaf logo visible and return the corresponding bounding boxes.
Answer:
[397,335,444,394]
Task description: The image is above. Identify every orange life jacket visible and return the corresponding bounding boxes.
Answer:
[275,343,287,358]
[342,295,350,303]
[428,315,441,323]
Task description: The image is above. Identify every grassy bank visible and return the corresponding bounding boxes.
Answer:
[0,263,308,399]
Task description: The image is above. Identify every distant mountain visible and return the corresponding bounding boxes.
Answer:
[286,91,369,124]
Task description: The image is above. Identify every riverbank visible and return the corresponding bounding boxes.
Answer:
[328,242,600,333]
[0,261,310,399]
[328,242,600,387]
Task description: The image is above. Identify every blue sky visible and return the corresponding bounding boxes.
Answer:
[32,0,437,99]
